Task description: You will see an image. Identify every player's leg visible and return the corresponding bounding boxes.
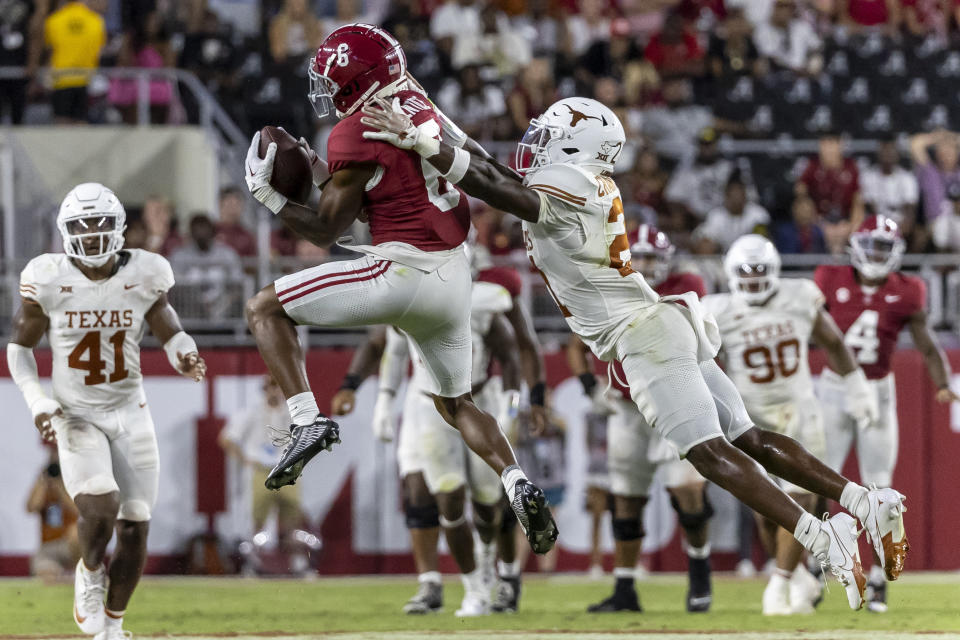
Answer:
[492,500,522,613]
[855,375,899,612]
[55,414,118,635]
[618,311,865,607]
[665,475,713,612]
[465,439,505,593]
[401,473,443,614]
[588,399,652,613]
[585,485,608,577]
[245,256,400,488]
[102,402,160,636]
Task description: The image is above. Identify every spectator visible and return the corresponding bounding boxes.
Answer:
[727,0,777,27]
[268,0,323,66]
[708,7,767,78]
[664,127,741,221]
[693,173,771,253]
[170,213,243,317]
[566,0,611,58]
[931,181,960,251]
[450,2,532,74]
[796,131,863,225]
[576,18,649,96]
[775,195,827,253]
[643,11,705,77]
[0,0,44,124]
[430,0,482,65]
[179,9,239,108]
[860,138,919,232]
[753,0,823,75]
[143,195,183,256]
[512,0,563,59]
[628,149,670,217]
[124,217,148,250]
[901,0,946,37]
[26,451,79,583]
[910,129,960,230]
[109,13,176,124]
[507,58,557,137]
[216,186,257,257]
[219,376,317,577]
[44,0,107,124]
[436,65,508,140]
[641,77,743,162]
[837,0,901,33]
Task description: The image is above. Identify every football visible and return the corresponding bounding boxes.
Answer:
[258,125,313,205]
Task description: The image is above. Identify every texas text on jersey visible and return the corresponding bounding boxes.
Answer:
[327,89,471,251]
[814,265,925,380]
[19,249,175,409]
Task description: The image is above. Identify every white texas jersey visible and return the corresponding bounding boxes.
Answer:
[521,163,659,361]
[404,281,513,394]
[702,278,825,407]
[19,250,175,411]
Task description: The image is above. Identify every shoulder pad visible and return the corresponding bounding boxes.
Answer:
[20,254,65,288]
[524,163,600,206]
[701,292,732,317]
[129,249,175,293]
[781,277,825,312]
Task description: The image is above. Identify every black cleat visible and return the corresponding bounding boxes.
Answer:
[492,577,521,613]
[403,580,443,614]
[587,591,642,613]
[686,556,712,612]
[265,417,341,490]
[866,580,887,613]
[510,479,558,554]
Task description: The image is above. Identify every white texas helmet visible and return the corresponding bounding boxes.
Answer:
[516,97,626,175]
[57,182,126,267]
[724,234,781,304]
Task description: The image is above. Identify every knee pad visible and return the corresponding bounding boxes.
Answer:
[404,501,440,529]
[439,513,467,528]
[117,499,152,522]
[670,490,714,533]
[612,517,644,542]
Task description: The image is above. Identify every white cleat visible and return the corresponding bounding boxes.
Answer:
[93,624,132,640]
[735,559,757,579]
[789,564,822,614]
[862,486,910,581]
[761,576,792,616]
[455,591,491,617]
[821,513,867,610]
[74,561,107,634]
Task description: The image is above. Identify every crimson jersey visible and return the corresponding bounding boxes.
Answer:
[477,267,523,298]
[606,272,708,399]
[814,265,926,379]
[326,90,471,251]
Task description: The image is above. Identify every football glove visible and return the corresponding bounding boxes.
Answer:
[843,368,879,430]
[360,97,440,158]
[244,131,287,214]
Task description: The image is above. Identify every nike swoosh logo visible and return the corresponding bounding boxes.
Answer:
[124,284,138,290]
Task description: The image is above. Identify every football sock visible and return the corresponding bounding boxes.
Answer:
[498,560,520,579]
[81,562,104,580]
[840,482,870,522]
[613,567,635,595]
[419,571,441,585]
[686,543,711,560]
[104,609,124,628]
[287,392,320,426]
[793,512,829,561]
[868,564,885,585]
[501,465,527,503]
[462,568,485,593]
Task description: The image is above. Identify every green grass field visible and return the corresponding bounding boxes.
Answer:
[3,573,960,638]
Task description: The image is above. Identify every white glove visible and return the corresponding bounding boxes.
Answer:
[843,368,878,430]
[372,390,397,442]
[297,137,330,188]
[360,97,440,158]
[244,131,287,214]
[497,389,521,434]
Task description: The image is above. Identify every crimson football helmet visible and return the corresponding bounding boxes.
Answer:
[308,23,407,119]
[849,215,904,280]
[630,224,674,287]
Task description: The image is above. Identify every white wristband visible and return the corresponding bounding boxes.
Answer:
[163,331,198,372]
[442,147,470,184]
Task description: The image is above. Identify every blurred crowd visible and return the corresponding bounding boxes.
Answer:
[4,0,960,260]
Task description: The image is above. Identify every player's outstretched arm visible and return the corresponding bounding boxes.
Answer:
[7,299,59,441]
[908,308,960,403]
[145,293,206,382]
[812,307,878,427]
[360,99,541,222]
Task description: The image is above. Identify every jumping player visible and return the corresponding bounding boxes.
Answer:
[361,94,910,608]
[569,226,714,613]
[815,215,957,612]
[242,24,556,554]
[705,235,876,615]
[8,183,206,640]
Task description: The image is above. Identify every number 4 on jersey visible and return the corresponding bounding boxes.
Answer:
[68,330,129,385]
[845,310,880,365]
